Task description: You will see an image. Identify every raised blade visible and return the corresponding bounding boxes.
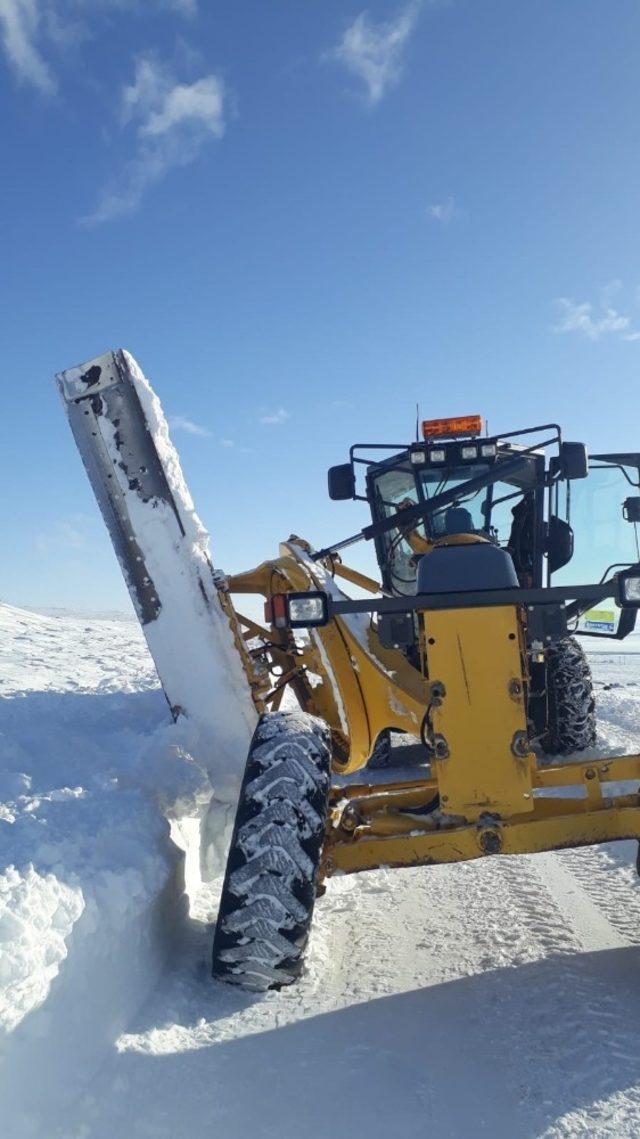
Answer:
[56,349,256,757]
[57,350,177,625]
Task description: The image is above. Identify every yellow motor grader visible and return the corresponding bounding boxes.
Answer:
[210,415,640,989]
[57,351,640,992]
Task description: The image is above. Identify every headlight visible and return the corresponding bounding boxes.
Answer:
[461,445,477,461]
[265,591,330,629]
[619,574,640,605]
[288,595,328,626]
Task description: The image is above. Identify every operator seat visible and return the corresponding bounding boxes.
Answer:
[417,537,519,594]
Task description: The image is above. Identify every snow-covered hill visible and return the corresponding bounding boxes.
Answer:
[3,603,640,1138]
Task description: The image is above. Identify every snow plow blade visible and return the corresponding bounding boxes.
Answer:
[56,349,256,748]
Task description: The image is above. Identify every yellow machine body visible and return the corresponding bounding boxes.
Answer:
[426,605,534,820]
[220,539,640,882]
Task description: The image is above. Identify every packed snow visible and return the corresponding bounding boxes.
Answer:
[3,603,640,1138]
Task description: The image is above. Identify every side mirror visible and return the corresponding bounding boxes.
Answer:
[328,463,355,501]
[548,516,574,573]
[560,442,589,480]
[624,497,640,523]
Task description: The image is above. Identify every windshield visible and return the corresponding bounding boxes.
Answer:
[372,457,536,595]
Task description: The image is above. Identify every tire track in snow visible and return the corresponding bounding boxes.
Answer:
[466,850,640,1138]
[271,851,640,1136]
[552,842,640,948]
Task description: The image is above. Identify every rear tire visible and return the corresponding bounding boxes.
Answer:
[540,636,596,756]
[212,710,331,991]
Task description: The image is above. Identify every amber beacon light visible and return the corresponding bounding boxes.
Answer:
[422,415,483,440]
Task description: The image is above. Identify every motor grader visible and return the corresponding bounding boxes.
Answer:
[56,352,640,993]
[210,415,640,989]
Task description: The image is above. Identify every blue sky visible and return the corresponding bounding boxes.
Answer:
[1,0,640,611]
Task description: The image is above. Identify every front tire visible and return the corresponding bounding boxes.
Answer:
[540,636,596,756]
[212,710,331,991]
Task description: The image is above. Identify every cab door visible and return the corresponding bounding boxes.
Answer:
[551,453,640,639]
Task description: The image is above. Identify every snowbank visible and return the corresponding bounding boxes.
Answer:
[0,603,216,1136]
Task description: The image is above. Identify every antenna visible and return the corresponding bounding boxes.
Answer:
[415,403,420,442]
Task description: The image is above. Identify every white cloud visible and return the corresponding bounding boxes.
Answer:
[0,1,196,94]
[0,0,57,93]
[168,414,211,437]
[554,294,639,343]
[328,1,421,106]
[124,61,223,139]
[260,408,290,425]
[427,196,457,223]
[219,438,234,448]
[83,54,225,222]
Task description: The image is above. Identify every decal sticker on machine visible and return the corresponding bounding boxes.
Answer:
[582,608,616,632]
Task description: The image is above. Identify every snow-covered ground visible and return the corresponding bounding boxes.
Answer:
[3,603,640,1138]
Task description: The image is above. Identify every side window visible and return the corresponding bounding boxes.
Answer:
[553,463,640,585]
[552,459,640,637]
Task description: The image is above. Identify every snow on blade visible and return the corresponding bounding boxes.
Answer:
[56,349,257,808]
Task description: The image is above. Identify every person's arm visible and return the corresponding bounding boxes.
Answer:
[396,499,434,556]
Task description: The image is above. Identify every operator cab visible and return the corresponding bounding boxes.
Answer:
[325,415,640,642]
[365,418,545,597]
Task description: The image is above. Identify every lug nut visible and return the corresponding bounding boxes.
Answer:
[341,805,360,832]
[511,731,530,758]
[433,735,450,760]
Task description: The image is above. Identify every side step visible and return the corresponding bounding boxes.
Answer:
[56,350,256,757]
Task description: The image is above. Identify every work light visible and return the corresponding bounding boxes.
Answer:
[461,445,478,461]
[265,591,330,629]
[618,573,640,605]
